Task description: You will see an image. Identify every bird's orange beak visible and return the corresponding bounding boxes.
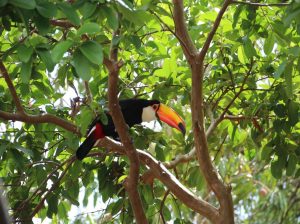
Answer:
[156,104,186,135]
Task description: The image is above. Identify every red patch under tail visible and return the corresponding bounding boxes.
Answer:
[76,123,105,160]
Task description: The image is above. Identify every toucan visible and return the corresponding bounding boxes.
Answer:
[76,99,186,160]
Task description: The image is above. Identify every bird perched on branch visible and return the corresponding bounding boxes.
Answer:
[76,99,186,160]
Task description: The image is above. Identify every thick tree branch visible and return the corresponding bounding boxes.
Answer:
[173,0,234,223]
[96,138,220,223]
[0,110,79,135]
[172,0,198,62]
[0,61,79,135]
[105,29,147,223]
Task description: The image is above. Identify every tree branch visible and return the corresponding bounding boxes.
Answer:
[198,0,233,62]
[232,1,291,7]
[172,0,198,62]
[84,81,92,105]
[173,0,234,223]
[96,138,220,223]
[206,61,253,137]
[50,19,77,28]
[151,10,193,61]
[0,110,79,135]
[159,189,170,224]
[0,61,25,114]
[105,29,147,223]
[0,61,79,135]
[30,156,76,217]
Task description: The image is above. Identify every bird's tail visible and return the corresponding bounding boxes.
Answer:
[76,134,96,160]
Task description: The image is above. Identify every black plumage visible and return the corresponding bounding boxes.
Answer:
[87,99,160,139]
[76,99,159,160]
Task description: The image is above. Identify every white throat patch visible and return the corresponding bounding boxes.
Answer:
[142,106,156,122]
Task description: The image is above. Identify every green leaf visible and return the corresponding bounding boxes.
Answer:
[274,104,286,118]
[284,61,293,98]
[233,5,243,28]
[15,144,33,156]
[143,185,154,204]
[274,60,287,79]
[20,60,32,84]
[57,2,80,26]
[0,0,7,7]
[51,40,73,63]
[36,1,57,18]
[112,35,122,46]
[237,46,247,64]
[77,107,93,135]
[77,22,101,35]
[17,45,33,63]
[283,7,300,26]
[0,142,6,157]
[243,37,257,58]
[129,35,141,49]
[36,49,55,72]
[111,199,123,216]
[264,34,274,55]
[46,193,58,218]
[155,144,165,161]
[34,14,50,35]
[162,205,171,221]
[170,196,181,219]
[271,160,283,179]
[80,2,97,19]
[287,101,299,126]
[79,41,103,65]
[286,154,297,176]
[72,50,92,80]
[102,6,119,30]
[9,0,36,9]
[261,146,273,161]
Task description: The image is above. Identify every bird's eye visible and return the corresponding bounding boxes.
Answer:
[152,104,158,110]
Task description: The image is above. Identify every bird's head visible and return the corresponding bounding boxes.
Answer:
[141,99,186,135]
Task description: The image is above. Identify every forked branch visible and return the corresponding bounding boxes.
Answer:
[104,29,147,223]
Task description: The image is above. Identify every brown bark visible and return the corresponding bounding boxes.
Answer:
[0,61,25,114]
[104,29,147,223]
[97,139,220,223]
[1,57,217,222]
[50,19,77,28]
[0,61,79,135]
[173,0,234,223]
[0,110,79,134]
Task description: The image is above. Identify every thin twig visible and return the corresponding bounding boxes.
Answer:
[96,138,220,222]
[206,60,253,137]
[198,0,233,62]
[16,156,74,212]
[159,189,170,224]
[232,1,291,7]
[0,61,25,114]
[50,19,77,28]
[84,81,92,105]
[30,156,76,217]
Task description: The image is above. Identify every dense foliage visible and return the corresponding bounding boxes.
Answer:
[0,0,299,223]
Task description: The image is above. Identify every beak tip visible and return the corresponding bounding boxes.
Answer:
[178,122,186,136]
